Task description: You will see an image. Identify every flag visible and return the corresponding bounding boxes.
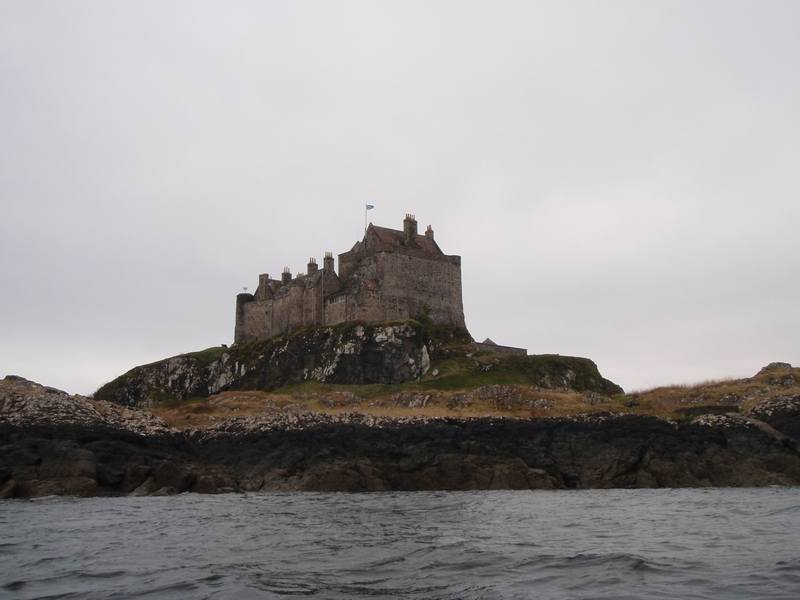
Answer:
[366,204,375,210]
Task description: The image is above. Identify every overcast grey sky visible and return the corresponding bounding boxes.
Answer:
[1,1,798,395]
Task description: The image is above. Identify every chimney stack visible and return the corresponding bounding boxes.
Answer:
[403,213,417,243]
[307,257,318,275]
[425,225,434,240]
[281,267,292,284]
[323,251,335,273]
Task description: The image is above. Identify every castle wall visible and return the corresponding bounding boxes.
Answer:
[240,299,271,342]
[327,252,464,327]
[376,252,464,327]
[236,271,343,343]
[269,283,303,337]
[324,294,349,326]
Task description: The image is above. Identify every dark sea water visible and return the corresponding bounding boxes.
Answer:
[1,488,799,599]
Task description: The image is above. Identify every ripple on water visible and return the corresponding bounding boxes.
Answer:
[1,488,799,599]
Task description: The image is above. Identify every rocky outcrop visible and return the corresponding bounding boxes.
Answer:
[0,376,178,499]
[747,395,800,441]
[94,322,622,408]
[95,322,433,407]
[2,411,799,498]
[6,361,799,498]
[2,372,800,497]
[0,376,173,435]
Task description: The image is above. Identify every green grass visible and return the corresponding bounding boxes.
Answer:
[183,346,229,365]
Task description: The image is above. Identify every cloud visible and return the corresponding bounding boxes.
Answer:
[1,1,798,394]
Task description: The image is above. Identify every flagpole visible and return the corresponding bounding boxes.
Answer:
[364,203,374,235]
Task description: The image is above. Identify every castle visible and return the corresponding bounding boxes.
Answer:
[234,214,466,344]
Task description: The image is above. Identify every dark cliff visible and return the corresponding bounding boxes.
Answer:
[2,411,799,498]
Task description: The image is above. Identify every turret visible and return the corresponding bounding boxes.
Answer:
[403,213,418,243]
[281,267,292,284]
[307,257,318,275]
[234,291,255,344]
[425,225,434,240]
[323,251,335,273]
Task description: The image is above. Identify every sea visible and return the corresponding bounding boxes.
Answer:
[1,488,798,599]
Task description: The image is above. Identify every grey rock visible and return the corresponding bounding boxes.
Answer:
[757,362,793,376]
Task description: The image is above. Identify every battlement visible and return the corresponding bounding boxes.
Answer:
[234,214,465,344]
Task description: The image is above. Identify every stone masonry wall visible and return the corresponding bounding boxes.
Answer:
[321,253,463,328]
[363,252,463,327]
[237,272,340,343]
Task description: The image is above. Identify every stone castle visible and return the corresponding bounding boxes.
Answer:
[234,214,465,344]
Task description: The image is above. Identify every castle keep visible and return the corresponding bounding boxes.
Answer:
[234,214,465,344]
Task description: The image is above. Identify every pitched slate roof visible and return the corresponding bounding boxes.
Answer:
[368,225,443,256]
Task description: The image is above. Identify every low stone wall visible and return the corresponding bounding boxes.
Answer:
[472,342,527,355]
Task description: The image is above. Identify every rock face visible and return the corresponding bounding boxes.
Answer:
[95,323,434,407]
[3,413,799,498]
[748,395,800,441]
[93,321,622,408]
[3,374,800,497]
[0,376,173,435]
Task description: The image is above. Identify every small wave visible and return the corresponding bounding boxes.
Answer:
[3,490,800,599]
[2,581,26,591]
[765,504,800,516]
[75,570,129,579]
[775,558,800,570]
[515,552,681,576]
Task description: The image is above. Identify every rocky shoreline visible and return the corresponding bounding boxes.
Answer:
[2,375,800,498]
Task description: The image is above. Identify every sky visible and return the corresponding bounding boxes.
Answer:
[1,1,798,395]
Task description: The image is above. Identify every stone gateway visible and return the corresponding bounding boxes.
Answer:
[234,214,465,344]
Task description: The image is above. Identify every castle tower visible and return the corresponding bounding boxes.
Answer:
[403,213,417,243]
[234,292,254,343]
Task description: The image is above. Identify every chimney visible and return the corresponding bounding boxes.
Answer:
[281,267,292,284]
[403,213,417,243]
[425,225,434,240]
[307,257,318,275]
[323,251,335,273]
